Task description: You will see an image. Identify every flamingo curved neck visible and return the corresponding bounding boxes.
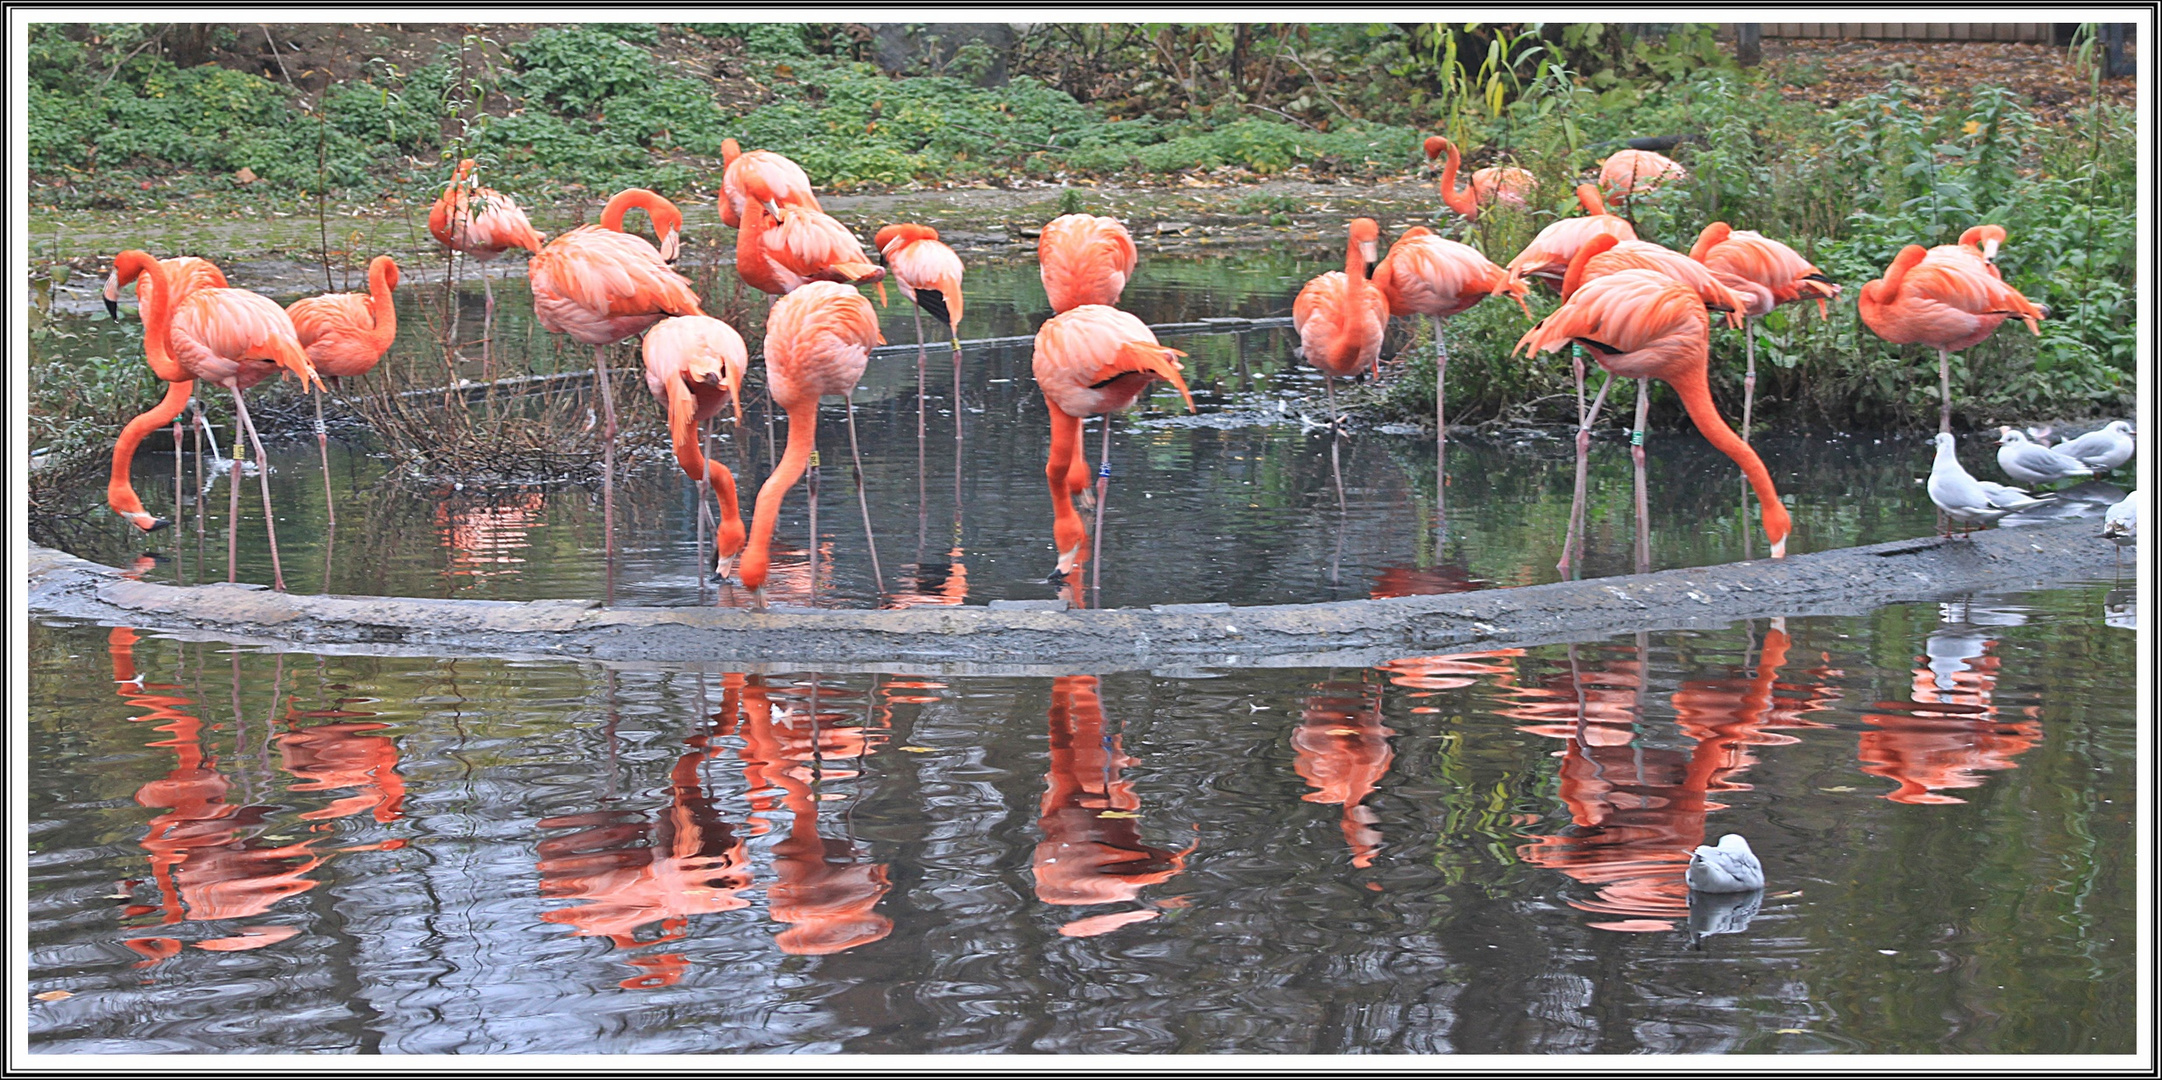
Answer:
[1435,141,1477,218]
[116,252,179,380]
[601,189,680,241]
[740,399,821,592]
[1667,363,1792,552]
[366,260,399,346]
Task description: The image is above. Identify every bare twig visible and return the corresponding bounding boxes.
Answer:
[261,25,296,88]
[95,26,167,93]
[1242,101,1320,131]
[1281,40,1354,123]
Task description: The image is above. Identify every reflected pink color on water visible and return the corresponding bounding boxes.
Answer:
[1292,678,1394,869]
[1034,676,1192,934]
[1859,625,2042,805]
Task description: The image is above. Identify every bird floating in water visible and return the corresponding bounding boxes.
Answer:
[2054,420,2135,474]
[1930,433,2029,535]
[1685,833,1765,894]
[1996,428,2094,487]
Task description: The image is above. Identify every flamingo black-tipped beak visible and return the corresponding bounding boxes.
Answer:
[105,298,121,320]
[714,552,737,581]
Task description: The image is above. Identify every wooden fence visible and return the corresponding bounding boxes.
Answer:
[1760,23,2058,42]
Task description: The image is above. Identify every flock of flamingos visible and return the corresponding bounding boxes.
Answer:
[103,136,2066,607]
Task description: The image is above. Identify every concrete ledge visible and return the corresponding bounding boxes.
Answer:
[26,523,2124,674]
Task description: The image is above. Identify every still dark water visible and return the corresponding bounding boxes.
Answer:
[30,252,2140,1056]
[25,585,2138,1054]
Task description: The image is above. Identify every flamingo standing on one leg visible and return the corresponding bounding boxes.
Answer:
[285,255,399,526]
[738,281,887,610]
[1687,222,1842,439]
[1858,240,2045,434]
[1423,136,1538,221]
[641,315,749,589]
[529,188,704,597]
[1032,305,1194,600]
[1371,225,1525,528]
[165,277,325,590]
[1516,268,1792,570]
[427,158,544,373]
[105,252,227,533]
[1294,218,1390,431]
[1038,213,1138,313]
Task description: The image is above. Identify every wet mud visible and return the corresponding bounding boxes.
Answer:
[28,521,2124,675]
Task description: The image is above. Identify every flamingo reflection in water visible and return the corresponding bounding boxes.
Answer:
[1291,679,1394,869]
[436,491,546,583]
[111,627,315,960]
[535,683,755,989]
[737,675,895,954]
[1859,607,2041,805]
[278,697,408,832]
[1512,627,1836,931]
[1035,676,1194,937]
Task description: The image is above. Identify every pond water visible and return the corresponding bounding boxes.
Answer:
[40,254,2129,609]
[30,249,2141,1057]
[25,581,2137,1054]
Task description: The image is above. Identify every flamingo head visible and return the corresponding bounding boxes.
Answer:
[103,269,122,319]
[372,255,402,292]
[1960,224,2007,264]
[1350,218,1381,267]
[1423,135,1446,161]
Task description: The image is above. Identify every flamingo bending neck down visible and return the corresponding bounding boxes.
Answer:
[738,281,887,610]
[1293,217,1389,427]
[286,254,400,525]
[1031,305,1194,600]
[641,315,749,589]
[163,268,325,590]
[105,251,228,532]
[1516,268,1792,568]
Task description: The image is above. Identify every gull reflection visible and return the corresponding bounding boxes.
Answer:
[1859,614,2041,806]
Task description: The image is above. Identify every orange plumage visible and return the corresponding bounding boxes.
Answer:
[1038,214,1138,313]
[1294,218,1390,381]
[428,159,544,263]
[642,315,749,577]
[1031,305,1194,576]
[286,255,400,379]
[719,138,822,230]
[1516,268,1792,557]
[738,282,885,598]
[1504,185,1638,290]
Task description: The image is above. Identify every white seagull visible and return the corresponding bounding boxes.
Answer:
[2104,491,2137,549]
[1930,433,2020,534]
[1686,833,1765,893]
[2056,420,2135,473]
[1996,428,2094,487]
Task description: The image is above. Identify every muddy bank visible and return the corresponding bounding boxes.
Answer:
[26,522,2127,675]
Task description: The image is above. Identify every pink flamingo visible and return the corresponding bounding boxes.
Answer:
[285,255,400,525]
